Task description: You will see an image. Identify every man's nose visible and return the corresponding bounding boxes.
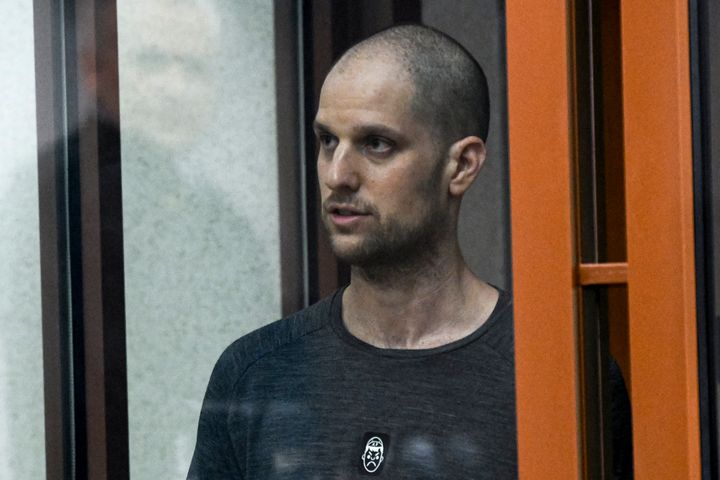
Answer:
[323,143,360,192]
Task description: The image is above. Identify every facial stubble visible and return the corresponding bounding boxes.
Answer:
[322,157,450,275]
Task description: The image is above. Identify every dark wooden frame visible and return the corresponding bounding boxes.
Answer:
[34,1,75,477]
[34,0,129,478]
[275,1,308,314]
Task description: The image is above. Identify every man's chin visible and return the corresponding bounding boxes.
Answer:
[329,246,371,266]
[328,237,378,266]
[326,219,444,269]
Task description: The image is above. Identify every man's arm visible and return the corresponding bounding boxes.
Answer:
[187,349,243,480]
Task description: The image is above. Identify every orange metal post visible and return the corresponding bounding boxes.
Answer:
[506,2,581,478]
[621,1,701,478]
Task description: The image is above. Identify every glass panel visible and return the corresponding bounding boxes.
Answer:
[117,1,281,477]
[0,2,46,478]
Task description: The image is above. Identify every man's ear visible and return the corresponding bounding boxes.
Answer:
[445,136,487,197]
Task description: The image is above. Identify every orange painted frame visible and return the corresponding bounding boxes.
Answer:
[578,263,628,286]
[621,1,701,478]
[508,1,701,478]
[506,2,582,479]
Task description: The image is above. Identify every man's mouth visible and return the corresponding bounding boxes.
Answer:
[325,203,371,226]
[327,204,367,216]
[335,208,360,216]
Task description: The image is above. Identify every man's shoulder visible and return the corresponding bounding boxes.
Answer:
[213,290,339,377]
[476,288,514,365]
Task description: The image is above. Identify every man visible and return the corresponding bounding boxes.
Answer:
[188,24,631,479]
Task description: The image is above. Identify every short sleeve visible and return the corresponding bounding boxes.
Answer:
[187,348,243,480]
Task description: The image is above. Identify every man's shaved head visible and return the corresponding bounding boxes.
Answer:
[331,24,490,150]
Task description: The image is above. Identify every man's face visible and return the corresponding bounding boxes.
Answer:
[314,55,450,267]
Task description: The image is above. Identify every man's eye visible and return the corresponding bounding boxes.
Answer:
[318,134,337,150]
[365,137,393,154]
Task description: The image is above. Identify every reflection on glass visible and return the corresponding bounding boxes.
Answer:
[0,2,46,478]
[117,1,281,477]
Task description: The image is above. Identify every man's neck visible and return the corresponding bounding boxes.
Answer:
[342,244,499,350]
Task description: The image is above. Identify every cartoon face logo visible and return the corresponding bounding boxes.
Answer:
[361,436,385,473]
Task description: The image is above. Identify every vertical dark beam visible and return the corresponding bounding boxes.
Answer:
[307,0,342,301]
[303,0,323,302]
[64,2,91,478]
[595,0,632,474]
[589,0,614,474]
[570,0,614,476]
[72,1,129,478]
[36,0,129,478]
[690,0,718,478]
[34,1,74,478]
[275,0,307,314]
[598,0,631,388]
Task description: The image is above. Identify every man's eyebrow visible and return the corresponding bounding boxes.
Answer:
[312,120,329,133]
[312,121,403,138]
[353,124,403,138]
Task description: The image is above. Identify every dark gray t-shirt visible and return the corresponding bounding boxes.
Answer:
[188,288,518,479]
